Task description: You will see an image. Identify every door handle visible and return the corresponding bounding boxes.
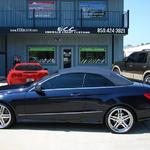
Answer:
[70,93,81,96]
[143,65,147,68]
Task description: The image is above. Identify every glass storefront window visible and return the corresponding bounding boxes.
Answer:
[79,1,106,18]
[79,47,107,64]
[28,0,56,18]
[29,47,56,64]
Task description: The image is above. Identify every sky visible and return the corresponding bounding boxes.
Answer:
[124,0,150,46]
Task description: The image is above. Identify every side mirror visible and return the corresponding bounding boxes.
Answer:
[34,84,45,95]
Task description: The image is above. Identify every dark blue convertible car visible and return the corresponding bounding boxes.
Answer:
[0,67,150,134]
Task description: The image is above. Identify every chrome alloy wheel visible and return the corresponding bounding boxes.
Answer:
[0,104,12,129]
[107,108,134,134]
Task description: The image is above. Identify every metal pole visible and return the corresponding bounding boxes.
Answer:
[33,9,35,28]
[80,9,83,28]
[112,34,114,65]
[127,10,129,28]
[5,34,8,77]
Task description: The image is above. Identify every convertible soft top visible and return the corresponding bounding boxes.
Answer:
[58,67,133,86]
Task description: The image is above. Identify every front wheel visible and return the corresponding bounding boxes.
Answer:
[113,68,120,74]
[144,75,150,84]
[0,103,15,129]
[105,106,135,134]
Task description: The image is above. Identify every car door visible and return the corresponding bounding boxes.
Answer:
[23,73,86,122]
[131,52,148,81]
[122,52,139,79]
[79,73,116,123]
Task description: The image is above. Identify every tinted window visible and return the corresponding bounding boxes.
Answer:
[137,53,147,63]
[41,73,84,89]
[15,65,42,71]
[127,52,139,63]
[84,73,114,87]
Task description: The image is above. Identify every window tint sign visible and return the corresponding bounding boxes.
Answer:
[29,1,56,18]
[79,1,106,18]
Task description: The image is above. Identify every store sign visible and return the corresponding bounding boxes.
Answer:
[45,27,91,34]
[57,27,76,33]
[6,27,128,34]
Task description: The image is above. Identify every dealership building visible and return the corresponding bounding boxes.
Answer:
[0,0,129,76]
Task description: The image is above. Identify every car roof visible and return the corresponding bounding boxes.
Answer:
[37,67,132,86]
[59,67,111,76]
[15,63,41,66]
[57,67,132,86]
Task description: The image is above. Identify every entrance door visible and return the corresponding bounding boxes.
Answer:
[62,48,72,69]
[61,1,74,26]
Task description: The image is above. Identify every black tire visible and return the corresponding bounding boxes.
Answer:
[105,106,135,134]
[0,103,15,129]
[113,68,120,74]
[144,75,150,85]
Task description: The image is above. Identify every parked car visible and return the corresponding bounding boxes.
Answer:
[7,63,48,85]
[1,67,150,133]
[112,49,150,84]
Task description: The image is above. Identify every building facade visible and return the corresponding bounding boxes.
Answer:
[0,0,129,76]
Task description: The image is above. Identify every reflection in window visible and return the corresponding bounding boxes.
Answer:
[79,47,107,64]
[29,47,56,64]
[79,1,106,18]
[84,73,114,87]
[28,0,56,18]
[41,73,84,89]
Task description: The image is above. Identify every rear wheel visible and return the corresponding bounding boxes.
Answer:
[105,106,135,134]
[0,103,14,129]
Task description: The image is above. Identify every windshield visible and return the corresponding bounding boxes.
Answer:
[15,65,42,71]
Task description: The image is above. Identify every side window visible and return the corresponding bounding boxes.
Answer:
[137,53,147,63]
[84,73,114,87]
[127,52,139,63]
[41,73,84,89]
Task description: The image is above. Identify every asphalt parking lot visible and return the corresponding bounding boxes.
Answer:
[0,83,150,150]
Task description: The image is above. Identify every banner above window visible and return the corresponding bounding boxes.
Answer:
[79,1,107,18]
[29,0,56,18]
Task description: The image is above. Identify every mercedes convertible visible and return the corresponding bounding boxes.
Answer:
[0,67,150,134]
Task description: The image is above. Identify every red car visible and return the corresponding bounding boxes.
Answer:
[7,63,48,85]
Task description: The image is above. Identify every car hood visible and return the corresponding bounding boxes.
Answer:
[0,84,27,94]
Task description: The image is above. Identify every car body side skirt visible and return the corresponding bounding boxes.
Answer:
[16,110,104,124]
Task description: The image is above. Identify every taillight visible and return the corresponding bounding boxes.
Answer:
[144,93,150,100]
[12,73,22,78]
